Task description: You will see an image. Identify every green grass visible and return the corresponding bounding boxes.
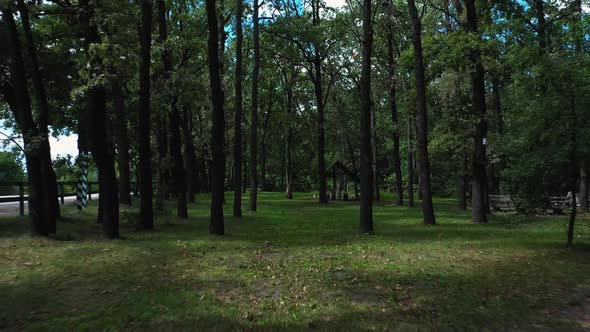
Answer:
[1,192,589,331]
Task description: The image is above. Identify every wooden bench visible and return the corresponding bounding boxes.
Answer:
[488,195,516,212]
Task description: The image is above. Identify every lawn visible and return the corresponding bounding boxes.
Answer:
[0,192,589,331]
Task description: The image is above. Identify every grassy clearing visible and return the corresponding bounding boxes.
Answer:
[0,192,589,331]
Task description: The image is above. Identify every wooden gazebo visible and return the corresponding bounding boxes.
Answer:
[326,161,359,201]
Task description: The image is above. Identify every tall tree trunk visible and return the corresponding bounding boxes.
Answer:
[16,0,60,225]
[407,111,415,208]
[113,80,132,205]
[371,99,380,202]
[465,0,488,224]
[260,90,272,191]
[249,0,260,211]
[566,84,577,247]
[359,0,374,234]
[206,0,226,235]
[458,154,467,210]
[138,0,154,230]
[346,140,359,200]
[387,31,403,206]
[79,0,119,237]
[157,0,187,218]
[233,0,244,217]
[2,5,53,236]
[182,107,197,203]
[285,70,295,199]
[312,0,328,204]
[408,0,435,225]
[581,161,588,213]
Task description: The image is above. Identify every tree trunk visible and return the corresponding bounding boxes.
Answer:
[346,140,359,200]
[465,0,488,224]
[311,0,328,204]
[408,0,435,225]
[371,99,380,202]
[113,80,132,205]
[182,107,197,203]
[581,161,588,213]
[157,0,187,218]
[206,0,226,235]
[458,154,467,210]
[138,0,154,230]
[407,112,415,208]
[249,0,260,212]
[566,85,577,247]
[16,0,60,225]
[233,0,244,217]
[78,0,119,237]
[359,0,374,234]
[285,70,295,199]
[2,5,54,236]
[387,32,403,206]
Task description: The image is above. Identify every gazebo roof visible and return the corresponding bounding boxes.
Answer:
[326,161,360,183]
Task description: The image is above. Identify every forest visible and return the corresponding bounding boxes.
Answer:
[0,0,589,330]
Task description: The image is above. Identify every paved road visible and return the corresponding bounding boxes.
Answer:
[0,195,95,216]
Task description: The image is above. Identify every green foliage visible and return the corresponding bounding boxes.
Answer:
[0,149,24,182]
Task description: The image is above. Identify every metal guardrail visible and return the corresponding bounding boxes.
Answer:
[0,181,138,217]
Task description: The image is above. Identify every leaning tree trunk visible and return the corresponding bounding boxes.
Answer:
[2,5,53,236]
[359,0,374,234]
[249,0,260,212]
[408,0,435,225]
[206,0,226,235]
[232,0,244,216]
[465,0,488,224]
[138,0,154,230]
[16,0,60,227]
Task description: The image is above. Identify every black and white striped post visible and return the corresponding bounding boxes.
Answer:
[76,152,89,211]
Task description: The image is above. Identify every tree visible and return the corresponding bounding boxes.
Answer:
[157,0,188,218]
[138,0,154,230]
[249,0,260,212]
[359,0,374,234]
[464,0,487,224]
[407,0,435,225]
[233,0,244,217]
[206,0,226,235]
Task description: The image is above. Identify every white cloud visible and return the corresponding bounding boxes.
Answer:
[49,134,78,159]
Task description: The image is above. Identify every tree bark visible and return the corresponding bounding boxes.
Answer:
[387,31,403,206]
[206,0,226,234]
[311,0,328,204]
[113,80,132,205]
[464,0,488,224]
[581,161,588,213]
[249,0,260,211]
[79,0,119,237]
[138,0,154,230]
[2,5,54,236]
[371,99,379,202]
[284,68,295,199]
[359,0,374,234]
[16,0,60,225]
[233,0,244,217]
[458,154,467,210]
[157,0,187,218]
[182,107,197,203]
[408,0,436,225]
[407,112,415,208]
